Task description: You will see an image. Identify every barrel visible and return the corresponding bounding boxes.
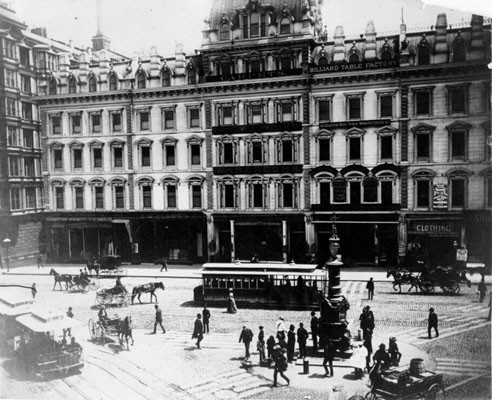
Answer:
[409,358,425,376]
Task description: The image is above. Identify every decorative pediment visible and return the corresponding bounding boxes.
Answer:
[344,127,366,136]
[341,164,369,175]
[445,121,472,132]
[411,123,436,134]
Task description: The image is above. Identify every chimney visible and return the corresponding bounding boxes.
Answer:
[32,27,48,38]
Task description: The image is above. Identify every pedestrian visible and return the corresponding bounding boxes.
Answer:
[273,348,290,387]
[352,343,368,379]
[287,324,296,363]
[83,267,89,278]
[160,257,168,272]
[428,307,438,339]
[373,343,391,370]
[191,313,203,349]
[98,305,108,327]
[202,303,210,333]
[31,283,37,299]
[276,316,287,341]
[388,337,401,366]
[478,277,487,303]
[366,277,374,300]
[266,335,276,360]
[152,304,166,334]
[257,326,266,364]
[297,322,309,359]
[363,332,373,372]
[37,254,44,269]
[322,339,335,377]
[310,311,319,351]
[227,289,238,313]
[238,326,254,360]
[64,307,74,338]
[360,306,375,340]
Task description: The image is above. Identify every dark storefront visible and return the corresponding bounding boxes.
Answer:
[464,210,492,271]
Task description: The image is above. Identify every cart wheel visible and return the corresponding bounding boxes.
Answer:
[442,280,459,294]
[425,383,446,400]
[96,294,110,306]
[364,392,378,400]
[420,282,435,294]
[89,278,100,291]
[88,319,98,340]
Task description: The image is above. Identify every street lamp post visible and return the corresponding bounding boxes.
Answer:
[3,238,11,272]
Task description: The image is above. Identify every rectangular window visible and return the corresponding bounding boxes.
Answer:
[2,39,16,59]
[25,187,36,209]
[95,186,104,209]
[23,129,34,148]
[320,182,331,206]
[416,180,430,208]
[451,130,465,159]
[450,87,466,114]
[319,100,330,122]
[223,142,234,164]
[167,185,176,208]
[260,14,266,36]
[280,103,293,122]
[141,146,151,167]
[55,187,64,209]
[242,15,248,38]
[5,69,16,88]
[190,144,201,166]
[380,95,393,118]
[222,106,233,125]
[25,158,35,176]
[348,98,361,119]
[252,183,263,207]
[380,136,393,160]
[22,102,33,120]
[9,157,20,176]
[163,110,175,129]
[20,74,31,93]
[112,113,122,132]
[53,149,63,170]
[93,148,102,169]
[349,137,361,161]
[252,141,263,163]
[381,181,393,205]
[73,149,82,169]
[189,108,200,128]
[250,13,259,37]
[51,116,61,135]
[165,145,176,166]
[282,183,293,208]
[19,47,30,66]
[142,186,152,208]
[71,115,81,134]
[6,98,16,116]
[74,187,84,209]
[451,179,465,208]
[140,111,150,130]
[10,188,21,210]
[224,185,234,208]
[91,114,101,133]
[281,139,293,162]
[8,126,18,146]
[416,134,430,160]
[415,91,431,115]
[192,185,202,208]
[113,147,123,168]
[251,104,262,124]
[350,181,361,205]
[115,186,124,209]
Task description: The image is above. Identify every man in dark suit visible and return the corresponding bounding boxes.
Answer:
[322,339,335,377]
[192,313,204,348]
[428,307,438,339]
[297,322,309,359]
[152,304,166,334]
[310,311,319,351]
[238,326,254,360]
[202,304,211,333]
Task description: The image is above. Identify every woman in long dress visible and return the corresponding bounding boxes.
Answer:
[228,289,238,313]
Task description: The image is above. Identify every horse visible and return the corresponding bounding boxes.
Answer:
[49,268,73,291]
[131,282,165,304]
[118,316,134,350]
[387,268,420,293]
[86,258,100,276]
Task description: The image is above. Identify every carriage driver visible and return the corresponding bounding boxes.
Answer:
[115,276,128,293]
[98,305,108,327]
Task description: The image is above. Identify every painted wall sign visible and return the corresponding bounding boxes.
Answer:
[433,184,448,209]
[408,220,460,236]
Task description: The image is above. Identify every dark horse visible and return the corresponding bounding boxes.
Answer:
[86,257,100,276]
[49,268,73,290]
[118,316,134,350]
[131,282,165,304]
[387,268,420,293]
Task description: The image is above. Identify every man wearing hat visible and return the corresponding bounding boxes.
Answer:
[428,308,439,339]
[373,343,391,370]
[191,313,203,349]
[273,348,290,387]
[388,337,401,366]
[310,311,319,351]
[98,305,108,327]
[239,325,254,360]
[257,326,266,363]
[276,317,287,341]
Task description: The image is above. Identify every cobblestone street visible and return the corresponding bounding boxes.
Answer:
[1,264,490,399]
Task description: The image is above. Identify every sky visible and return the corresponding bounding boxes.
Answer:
[10,0,491,57]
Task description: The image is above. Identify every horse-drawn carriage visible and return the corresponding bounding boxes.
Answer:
[365,362,445,400]
[86,255,127,277]
[49,268,99,293]
[95,286,131,307]
[88,314,133,350]
[387,265,462,294]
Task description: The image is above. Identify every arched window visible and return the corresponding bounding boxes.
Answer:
[48,79,57,95]
[137,72,146,89]
[219,24,230,41]
[188,68,196,85]
[318,56,328,67]
[68,77,77,94]
[349,53,360,63]
[109,74,118,90]
[161,70,171,87]
[280,17,291,35]
[250,12,260,37]
[88,76,97,92]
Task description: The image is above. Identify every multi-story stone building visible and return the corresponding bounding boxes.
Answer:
[7,0,492,269]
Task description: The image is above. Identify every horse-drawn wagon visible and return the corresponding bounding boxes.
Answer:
[88,314,133,350]
[87,255,127,277]
[14,309,83,377]
[387,265,462,294]
[95,286,131,307]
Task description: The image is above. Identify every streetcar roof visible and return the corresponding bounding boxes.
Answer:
[0,293,34,317]
[200,262,319,273]
[16,309,78,333]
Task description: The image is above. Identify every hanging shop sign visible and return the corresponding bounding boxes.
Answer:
[432,184,448,209]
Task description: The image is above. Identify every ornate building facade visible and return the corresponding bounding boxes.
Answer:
[5,0,491,268]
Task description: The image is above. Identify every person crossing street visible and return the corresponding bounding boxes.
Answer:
[152,305,166,334]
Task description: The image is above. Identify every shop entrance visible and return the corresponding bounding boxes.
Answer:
[235,223,282,261]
